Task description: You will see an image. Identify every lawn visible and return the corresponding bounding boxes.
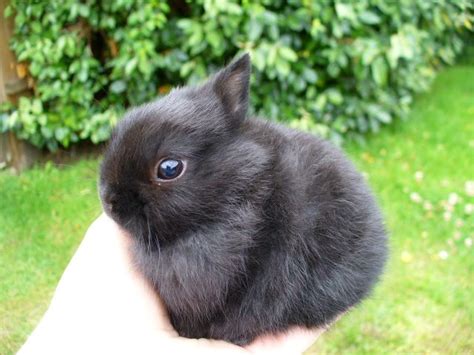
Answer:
[1,59,473,354]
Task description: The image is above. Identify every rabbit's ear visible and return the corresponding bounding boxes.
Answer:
[212,54,251,126]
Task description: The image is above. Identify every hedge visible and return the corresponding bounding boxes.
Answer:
[1,0,473,151]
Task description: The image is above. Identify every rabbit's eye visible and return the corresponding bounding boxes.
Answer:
[157,159,184,180]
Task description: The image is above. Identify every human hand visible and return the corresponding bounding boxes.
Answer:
[19,214,327,355]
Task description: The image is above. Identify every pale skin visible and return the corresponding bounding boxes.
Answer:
[18,214,329,355]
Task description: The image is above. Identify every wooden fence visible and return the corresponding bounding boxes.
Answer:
[0,0,41,173]
[0,0,105,173]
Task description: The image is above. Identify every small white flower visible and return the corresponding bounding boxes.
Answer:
[410,192,422,203]
[401,251,413,263]
[423,201,433,211]
[453,231,462,240]
[466,181,474,197]
[414,171,424,182]
[455,219,464,228]
[444,203,454,212]
[443,211,452,221]
[438,250,449,260]
[448,193,459,205]
[465,203,474,215]
[465,238,473,248]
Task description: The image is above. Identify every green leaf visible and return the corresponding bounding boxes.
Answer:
[371,56,388,86]
[275,58,290,77]
[279,46,298,62]
[78,69,88,82]
[361,42,380,65]
[315,94,327,111]
[54,127,69,142]
[180,61,195,78]
[369,117,380,132]
[359,11,381,25]
[377,111,392,123]
[40,126,53,139]
[267,45,278,66]
[248,18,263,42]
[207,31,220,50]
[252,49,266,71]
[125,58,138,76]
[302,68,318,84]
[327,89,343,105]
[110,80,127,94]
[31,100,42,115]
[335,3,356,21]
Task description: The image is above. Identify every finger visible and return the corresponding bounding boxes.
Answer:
[158,336,250,355]
[51,214,178,335]
[245,327,325,355]
[93,214,179,334]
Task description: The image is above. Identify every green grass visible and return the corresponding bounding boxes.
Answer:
[311,60,474,353]
[0,160,102,353]
[1,60,473,354]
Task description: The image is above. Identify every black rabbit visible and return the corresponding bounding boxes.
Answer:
[99,54,387,345]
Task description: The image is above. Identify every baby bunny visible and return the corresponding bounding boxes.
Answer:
[99,54,387,345]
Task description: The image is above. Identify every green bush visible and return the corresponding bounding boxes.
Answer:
[1,0,473,150]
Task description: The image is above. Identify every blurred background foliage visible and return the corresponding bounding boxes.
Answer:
[0,0,473,150]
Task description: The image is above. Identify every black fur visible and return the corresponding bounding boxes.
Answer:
[99,54,388,345]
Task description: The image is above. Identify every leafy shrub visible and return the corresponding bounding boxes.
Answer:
[1,0,473,150]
